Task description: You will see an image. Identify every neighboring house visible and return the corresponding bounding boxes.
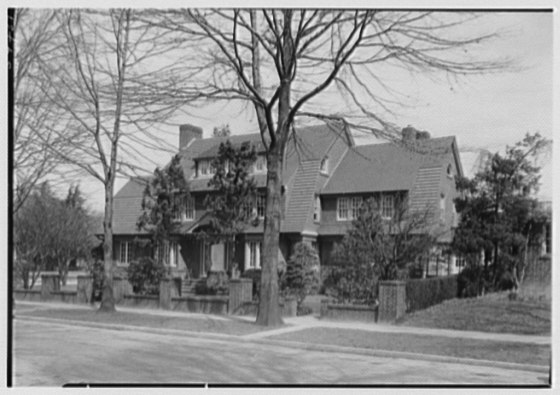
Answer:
[111,123,464,279]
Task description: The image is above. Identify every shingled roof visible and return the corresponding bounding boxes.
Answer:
[321,137,456,195]
[112,122,349,235]
[112,178,150,234]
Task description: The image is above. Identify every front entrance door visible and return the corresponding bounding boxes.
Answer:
[210,243,225,272]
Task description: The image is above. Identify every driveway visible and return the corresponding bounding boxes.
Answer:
[13,319,548,386]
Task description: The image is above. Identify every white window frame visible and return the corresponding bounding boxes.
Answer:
[254,155,267,173]
[381,194,394,220]
[256,193,266,219]
[172,196,184,221]
[320,156,329,174]
[440,194,446,223]
[156,240,180,267]
[337,196,362,221]
[313,195,321,222]
[245,241,261,269]
[169,241,179,268]
[350,197,362,220]
[455,255,466,268]
[197,159,215,178]
[337,197,349,220]
[185,195,195,221]
[119,241,129,264]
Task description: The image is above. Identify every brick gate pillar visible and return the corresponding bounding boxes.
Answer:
[228,278,252,314]
[77,275,93,304]
[41,273,60,301]
[378,280,406,322]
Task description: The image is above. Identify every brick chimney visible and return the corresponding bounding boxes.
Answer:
[402,125,418,142]
[402,125,431,141]
[179,124,203,149]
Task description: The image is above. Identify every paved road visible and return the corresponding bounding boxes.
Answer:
[13,319,548,386]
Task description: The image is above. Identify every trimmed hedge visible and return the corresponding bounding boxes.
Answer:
[406,275,458,313]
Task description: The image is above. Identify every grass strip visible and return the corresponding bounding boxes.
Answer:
[270,327,550,366]
[16,308,266,336]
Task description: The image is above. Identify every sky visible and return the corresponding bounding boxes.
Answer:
[16,10,555,214]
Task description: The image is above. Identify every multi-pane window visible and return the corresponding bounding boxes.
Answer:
[256,194,266,219]
[545,223,551,255]
[313,195,321,222]
[245,241,261,269]
[197,159,215,177]
[337,197,362,220]
[185,195,195,221]
[172,196,183,221]
[254,155,267,172]
[156,240,179,267]
[119,241,129,264]
[381,194,394,220]
[455,255,466,268]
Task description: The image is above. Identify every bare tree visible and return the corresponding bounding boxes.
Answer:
[32,9,190,312]
[143,9,506,326]
[11,9,81,213]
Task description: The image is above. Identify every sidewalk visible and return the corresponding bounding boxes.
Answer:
[14,300,550,374]
[16,300,549,344]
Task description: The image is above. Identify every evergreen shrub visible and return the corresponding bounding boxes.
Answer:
[127,257,165,295]
[406,275,458,312]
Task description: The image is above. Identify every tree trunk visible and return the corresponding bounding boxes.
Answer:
[99,181,116,312]
[256,145,284,326]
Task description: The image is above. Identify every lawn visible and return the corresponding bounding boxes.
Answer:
[16,307,270,336]
[399,292,550,335]
[270,327,550,366]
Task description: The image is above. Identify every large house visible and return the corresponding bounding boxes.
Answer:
[111,123,464,279]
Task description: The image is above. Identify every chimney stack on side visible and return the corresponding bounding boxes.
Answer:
[179,124,203,149]
[402,125,430,141]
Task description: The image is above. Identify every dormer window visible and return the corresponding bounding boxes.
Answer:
[320,156,329,174]
[197,159,215,177]
[447,164,453,178]
[254,155,267,173]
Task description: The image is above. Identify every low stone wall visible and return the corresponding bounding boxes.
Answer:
[320,301,378,322]
[50,290,78,304]
[120,294,159,309]
[171,296,229,315]
[14,289,42,302]
[233,298,297,318]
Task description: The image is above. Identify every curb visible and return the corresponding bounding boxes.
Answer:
[252,338,550,374]
[16,315,549,374]
[16,315,240,342]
